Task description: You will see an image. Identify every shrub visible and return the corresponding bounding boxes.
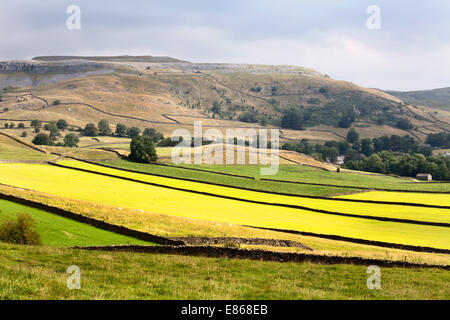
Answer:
[18,123,25,128]
[21,131,27,138]
[396,119,413,130]
[0,213,41,245]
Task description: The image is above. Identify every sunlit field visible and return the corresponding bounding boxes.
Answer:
[0,163,448,250]
[57,160,450,224]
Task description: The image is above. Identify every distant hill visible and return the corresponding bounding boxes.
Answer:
[386,87,450,111]
[33,55,188,63]
[1,56,449,143]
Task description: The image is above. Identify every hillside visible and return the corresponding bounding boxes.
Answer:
[1,56,449,144]
[386,87,450,111]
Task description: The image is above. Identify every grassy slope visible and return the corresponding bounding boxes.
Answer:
[0,199,152,247]
[97,160,356,197]
[0,244,448,300]
[60,160,450,224]
[101,160,450,193]
[386,87,450,111]
[3,70,433,145]
[0,163,448,249]
[0,135,54,161]
[173,163,450,192]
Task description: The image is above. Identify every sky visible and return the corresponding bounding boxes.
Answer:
[0,0,449,91]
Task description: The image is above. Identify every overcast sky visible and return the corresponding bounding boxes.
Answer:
[1,0,449,91]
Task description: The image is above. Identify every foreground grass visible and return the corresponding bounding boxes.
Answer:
[0,199,152,247]
[0,184,448,266]
[0,163,448,249]
[0,244,448,300]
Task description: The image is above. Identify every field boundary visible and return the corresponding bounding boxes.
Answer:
[72,245,450,269]
[248,226,450,254]
[0,191,184,246]
[168,236,313,250]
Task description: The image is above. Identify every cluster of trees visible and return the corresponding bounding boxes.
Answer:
[346,131,432,157]
[282,139,347,163]
[279,93,406,130]
[238,111,258,123]
[426,132,450,148]
[345,152,450,180]
[3,122,25,129]
[82,120,165,142]
[29,116,165,149]
[282,130,437,165]
[32,132,79,147]
[83,120,112,136]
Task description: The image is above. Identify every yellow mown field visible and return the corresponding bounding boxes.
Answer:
[0,163,449,249]
[57,160,450,225]
[337,191,450,207]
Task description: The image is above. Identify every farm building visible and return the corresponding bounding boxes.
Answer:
[416,173,432,181]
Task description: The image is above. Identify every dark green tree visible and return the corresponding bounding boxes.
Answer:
[56,119,68,130]
[32,133,52,146]
[31,119,42,133]
[346,128,359,143]
[98,119,112,136]
[63,133,79,147]
[115,123,128,137]
[143,128,163,142]
[83,123,98,136]
[128,135,158,163]
[127,127,141,138]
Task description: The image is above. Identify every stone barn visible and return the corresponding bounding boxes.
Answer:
[416,173,432,181]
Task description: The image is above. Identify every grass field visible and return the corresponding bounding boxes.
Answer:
[0,199,152,247]
[58,160,450,224]
[0,244,448,300]
[97,160,361,196]
[0,163,448,249]
[101,160,450,193]
[0,135,55,161]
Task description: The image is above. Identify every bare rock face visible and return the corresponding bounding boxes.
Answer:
[0,60,107,75]
[0,60,113,89]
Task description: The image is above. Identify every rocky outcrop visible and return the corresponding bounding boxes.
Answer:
[0,60,107,75]
[0,60,113,89]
